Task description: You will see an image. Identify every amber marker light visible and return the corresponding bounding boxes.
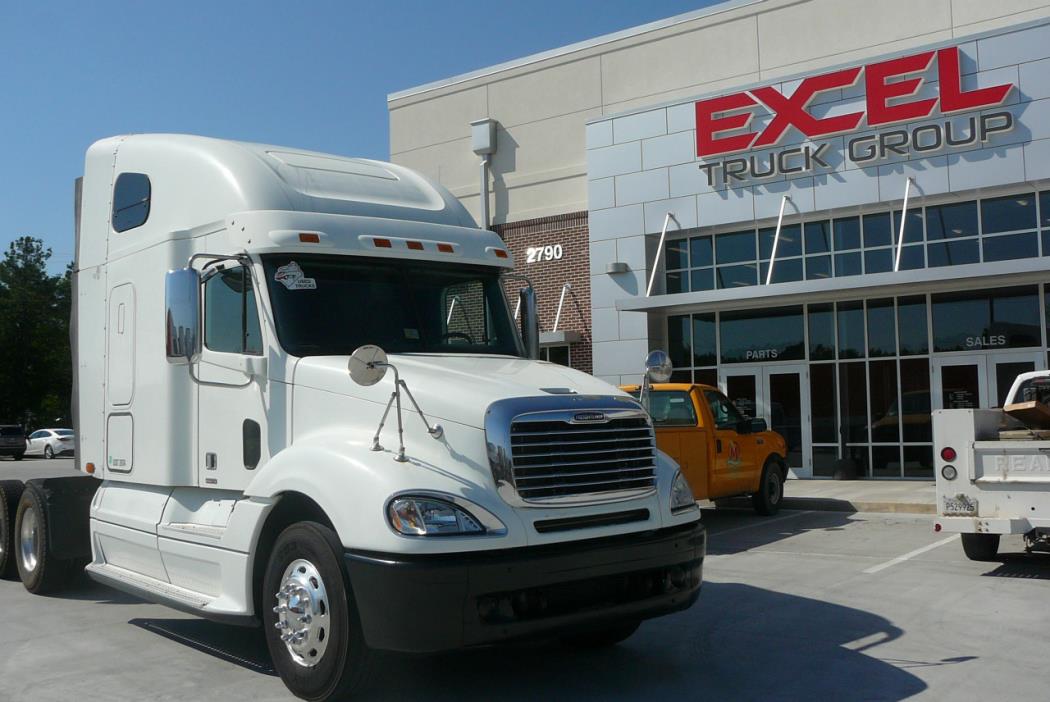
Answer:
[437,243,454,253]
[85,462,95,474]
[298,232,320,243]
[373,238,392,248]
[493,249,508,258]
[407,241,424,250]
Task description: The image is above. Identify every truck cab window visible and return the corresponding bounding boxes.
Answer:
[703,389,745,430]
[204,266,263,355]
[112,173,151,232]
[649,391,698,427]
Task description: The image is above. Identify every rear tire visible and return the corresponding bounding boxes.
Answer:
[14,484,73,594]
[561,620,640,648]
[262,522,371,701]
[44,445,54,459]
[752,459,785,516]
[13,452,24,461]
[961,533,1000,561]
[0,480,26,580]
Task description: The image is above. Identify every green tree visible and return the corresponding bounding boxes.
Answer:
[0,237,71,428]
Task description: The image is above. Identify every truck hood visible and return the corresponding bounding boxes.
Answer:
[292,354,626,429]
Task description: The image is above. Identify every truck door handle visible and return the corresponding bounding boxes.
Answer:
[716,439,723,453]
[205,452,217,470]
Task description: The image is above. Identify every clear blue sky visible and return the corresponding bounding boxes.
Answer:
[1,0,716,273]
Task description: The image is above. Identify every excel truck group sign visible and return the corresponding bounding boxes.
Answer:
[694,46,1015,186]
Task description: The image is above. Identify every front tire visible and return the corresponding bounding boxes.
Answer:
[262,522,371,701]
[961,533,1000,561]
[561,620,640,648]
[13,452,23,461]
[752,459,785,516]
[15,483,73,593]
[44,445,54,459]
[0,481,26,580]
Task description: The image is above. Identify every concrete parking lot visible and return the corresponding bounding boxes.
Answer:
[2,459,1047,701]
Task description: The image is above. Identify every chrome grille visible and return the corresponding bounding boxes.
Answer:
[508,414,656,502]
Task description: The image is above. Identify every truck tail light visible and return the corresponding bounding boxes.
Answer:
[940,446,957,462]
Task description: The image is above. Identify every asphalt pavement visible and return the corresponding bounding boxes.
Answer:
[1,459,1047,701]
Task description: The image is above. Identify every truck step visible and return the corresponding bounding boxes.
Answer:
[85,562,211,611]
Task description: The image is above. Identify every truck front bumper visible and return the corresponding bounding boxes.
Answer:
[343,521,705,653]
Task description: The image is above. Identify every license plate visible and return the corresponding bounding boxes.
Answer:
[943,495,978,516]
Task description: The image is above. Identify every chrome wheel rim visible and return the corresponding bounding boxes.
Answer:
[768,472,781,505]
[19,505,39,573]
[273,559,331,667]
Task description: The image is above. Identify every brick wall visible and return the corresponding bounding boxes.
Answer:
[495,212,592,375]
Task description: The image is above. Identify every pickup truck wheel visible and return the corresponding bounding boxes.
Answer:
[13,452,24,461]
[263,522,371,701]
[0,481,26,580]
[752,460,784,516]
[561,620,640,648]
[14,483,72,593]
[961,533,1000,561]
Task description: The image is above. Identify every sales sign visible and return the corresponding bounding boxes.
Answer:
[694,46,1015,186]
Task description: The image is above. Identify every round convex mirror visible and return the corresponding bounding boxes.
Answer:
[645,349,673,383]
[348,345,389,386]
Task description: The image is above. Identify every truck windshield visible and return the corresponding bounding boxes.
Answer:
[261,255,522,357]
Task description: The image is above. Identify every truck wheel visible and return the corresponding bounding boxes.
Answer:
[0,481,26,580]
[14,484,72,594]
[961,533,1000,561]
[561,620,640,648]
[752,459,784,516]
[13,452,24,461]
[263,522,371,701]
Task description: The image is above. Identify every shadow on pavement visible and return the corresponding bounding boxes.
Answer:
[702,508,855,556]
[127,581,927,701]
[981,551,1050,580]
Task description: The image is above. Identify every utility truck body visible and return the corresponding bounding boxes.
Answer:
[0,135,704,701]
[934,370,1050,560]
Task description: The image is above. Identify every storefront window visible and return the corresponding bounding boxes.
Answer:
[806,255,832,279]
[869,360,899,443]
[932,286,1040,352]
[897,296,928,356]
[717,263,757,288]
[760,224,801,258]
[666,271,687,294]
[666,239,688,270]
[867,299,895,357]
[864,248,893,274]
[839,361,868,443]
[984,232,1038,262]
[690,235,713,267]
[903,446,933,478]
[691,313,717,366]
[926,201,977,239]
[893,209,924,244]
[872,446,901,478]
[835,252,862,277]
[927,239,979,267]
[981,194,1036,234]
[720,306,804,363]
[760,258,803,284]
[668,315,691,368]
[716,230,756,264]
[863,212,893,248]
[900,358,932,442]
[805,221,831,254]
[808,303,835,360]
[810,363,837,444]
[690,268,714,291]
[834,217,861,250]
[837,301,865,359]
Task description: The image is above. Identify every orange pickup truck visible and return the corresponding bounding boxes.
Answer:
[623,383,789,515]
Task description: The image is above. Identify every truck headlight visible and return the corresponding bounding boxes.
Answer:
[387,496,486,536]
[670,471,697,514]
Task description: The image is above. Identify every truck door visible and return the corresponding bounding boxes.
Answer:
[196,265,270,490]
[649,389,710,500]
[701,388,754,496]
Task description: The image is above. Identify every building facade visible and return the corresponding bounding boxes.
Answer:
[388,0,1050,478]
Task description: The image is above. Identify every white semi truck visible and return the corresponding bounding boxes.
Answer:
[0,134,704,701]
[934,370,1050,561]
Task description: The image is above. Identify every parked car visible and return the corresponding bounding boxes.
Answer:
[24,429,75,459]
[0,425,27,460]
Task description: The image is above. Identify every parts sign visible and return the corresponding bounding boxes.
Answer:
[695,46,1014,185]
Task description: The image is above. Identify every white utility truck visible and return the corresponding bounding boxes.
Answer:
[0,135,704,701]
[934,370,1050,561]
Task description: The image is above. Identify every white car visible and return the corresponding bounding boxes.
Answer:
[25,428,74,459]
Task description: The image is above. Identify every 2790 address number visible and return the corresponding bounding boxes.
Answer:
[526,244,563,263]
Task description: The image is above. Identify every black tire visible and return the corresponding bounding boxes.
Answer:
[262,522,371,701]
[14,483,73,594]
[961,533,1000,561]
[0,481,26,580]
[44,445,54,459]
[13,452,24,461]
[752,459,785,516]
[561,620,640,648]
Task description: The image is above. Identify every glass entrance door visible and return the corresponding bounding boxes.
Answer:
[933,351,1045,410]
[720,365,811,476]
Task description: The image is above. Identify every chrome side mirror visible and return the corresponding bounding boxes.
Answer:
[645,350,673,383]
[165,267,201,364]
[519,287,539,360]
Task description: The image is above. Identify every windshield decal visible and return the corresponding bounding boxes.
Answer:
[274,261,317,290]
